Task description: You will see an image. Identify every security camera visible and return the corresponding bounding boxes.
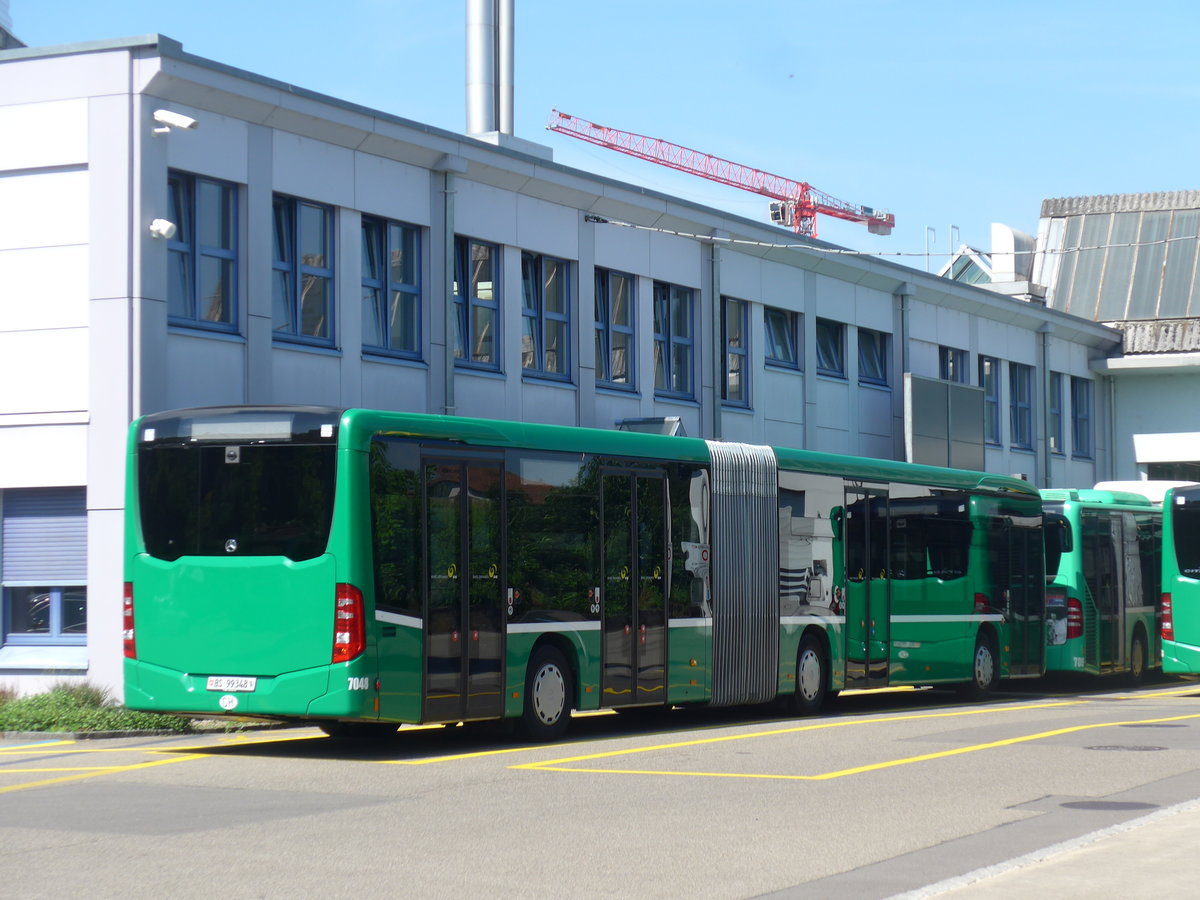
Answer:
[152,109,199,134]
[149,218,178,240]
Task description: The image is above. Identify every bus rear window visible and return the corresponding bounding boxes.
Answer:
[1174,490,1200,578]
[138,443,336,561]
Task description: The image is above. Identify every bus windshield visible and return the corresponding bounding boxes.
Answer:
[138,442,336,562]
[1173,488,1200,578]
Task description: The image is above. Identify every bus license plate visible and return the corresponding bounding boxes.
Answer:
[206,676,257,692]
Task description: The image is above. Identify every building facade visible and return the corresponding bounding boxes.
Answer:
[0,35,1119,693]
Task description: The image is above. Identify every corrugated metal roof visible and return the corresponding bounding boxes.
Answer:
[1042,192,1200,217]
[1106,318,1200,353]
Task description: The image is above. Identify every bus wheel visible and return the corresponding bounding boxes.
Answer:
[1129,631,1148,687]
[964,632,999,700]
[789,633,828,716]
[319,721,397,740]
[519,646,573,742]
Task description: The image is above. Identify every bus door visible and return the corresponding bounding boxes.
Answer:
[600,471,667,707]
[844,487,889,688]
[995,513,1046,677]
[1081,511,1121,671]
[423,457,505,723]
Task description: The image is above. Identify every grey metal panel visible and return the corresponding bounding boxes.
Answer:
[706,440,779,707]
[1042,192,1200,217]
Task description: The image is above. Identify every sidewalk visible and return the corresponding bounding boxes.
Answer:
[915,800,1200,897]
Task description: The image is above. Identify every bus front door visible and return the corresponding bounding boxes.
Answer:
[424,458,505,723]
[844,487,890,689]
[601,471,667,707]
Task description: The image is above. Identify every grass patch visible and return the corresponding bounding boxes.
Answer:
[0,681,191,734]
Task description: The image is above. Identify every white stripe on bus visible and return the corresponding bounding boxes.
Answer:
[374,610,422,629]
[890,614,1004,623]
[780,615,847,627]
[507,621,602,634]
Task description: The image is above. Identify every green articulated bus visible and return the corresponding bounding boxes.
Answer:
[123,406,1045,741]
[1162,484,1200,674]
[1040,488,1162,683]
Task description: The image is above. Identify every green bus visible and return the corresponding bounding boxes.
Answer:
[1040,488,1162,683]
[123,406,1045,740]
[1162,484,1200,674]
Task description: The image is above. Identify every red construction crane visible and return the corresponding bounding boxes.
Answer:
[546,109,894,239]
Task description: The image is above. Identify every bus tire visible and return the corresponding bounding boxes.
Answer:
[1129,630,1148,687]
[519,646,573,742]
[789,633,828,716]
[319,721,397,740]
[964,631,999,700]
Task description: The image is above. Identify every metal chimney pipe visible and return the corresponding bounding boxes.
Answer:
[465,0,496,134]
[465,0,514,136]
[496,0,514,135]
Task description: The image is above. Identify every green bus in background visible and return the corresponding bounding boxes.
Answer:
[1162,484,1200,674]
[1040,488,1162,683]
[123,406,1045,741]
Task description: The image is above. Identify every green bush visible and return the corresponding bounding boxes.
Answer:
[0,682,191,734]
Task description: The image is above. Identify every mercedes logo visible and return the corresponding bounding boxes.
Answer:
[224,539,238,553]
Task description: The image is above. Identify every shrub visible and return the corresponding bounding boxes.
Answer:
[0,683,190,734]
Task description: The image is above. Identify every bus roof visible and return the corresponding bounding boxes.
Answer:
[1040,488,1157,508]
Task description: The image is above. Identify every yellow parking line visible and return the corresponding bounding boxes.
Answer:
[0,740,76,752]
[514,710,1200,781]
[0,752,208,795]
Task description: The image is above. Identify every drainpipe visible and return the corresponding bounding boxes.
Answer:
[435,155,468,415]
[711,239,723,441]
[896,282,914,461]
[1039,322,1053,488]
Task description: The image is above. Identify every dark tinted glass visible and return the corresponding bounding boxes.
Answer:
[1173,489,1200,577]
[369,438,422,616]
[139,443,336,561]
[888,496,972,581]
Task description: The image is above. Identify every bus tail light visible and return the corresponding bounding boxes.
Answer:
[1067,597,1083,640]
[333,584,365,663]
[974,593,989,613]
[123,582,136,659]
[1163,593,1174,642]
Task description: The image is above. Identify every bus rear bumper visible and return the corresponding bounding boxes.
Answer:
[1162,640,1200,675]
[124,658,350,718]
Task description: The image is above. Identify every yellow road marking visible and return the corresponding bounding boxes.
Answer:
[0,752,208,795]
[0,740,75,752]
[512,710,1200,781]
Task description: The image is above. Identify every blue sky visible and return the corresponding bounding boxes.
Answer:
[10,1,1200,265]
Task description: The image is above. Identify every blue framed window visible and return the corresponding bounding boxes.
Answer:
[272,195,334,345]
[453,237,500,370]
[815,318,845,378]
[2,488,87,647]
[653,281,694,399]
[595,269,635,389]
[167,171,237,330]
[521,252,570,379]
[1009,363,1034,450]
[858,328,890,387]
[979,355,1001,445]
[939,346,967,383]
[362,216,420,358]
[1071,376,1094,458]
[1048,372,1065,455]
[722,296,749,405]
[764,307,800,369]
